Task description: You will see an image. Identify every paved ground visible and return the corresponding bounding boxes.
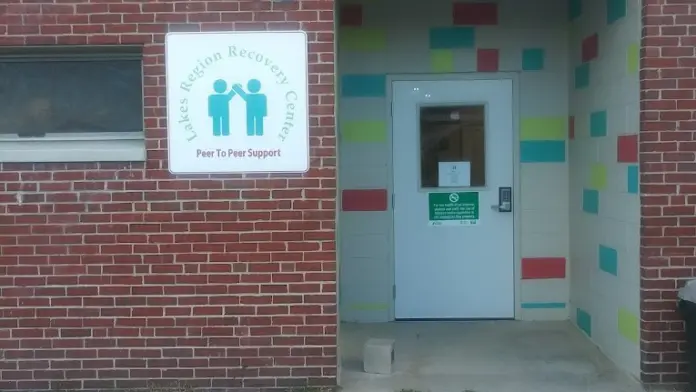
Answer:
[339,320,646,392]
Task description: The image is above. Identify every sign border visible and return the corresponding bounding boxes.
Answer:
[427,191,480,226]
[164,30,311,175]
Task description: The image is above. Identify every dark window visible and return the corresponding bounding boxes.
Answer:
[420,105,486,188]
[0,46,144,137]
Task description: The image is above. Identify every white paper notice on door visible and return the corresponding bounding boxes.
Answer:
[438,161,471,187]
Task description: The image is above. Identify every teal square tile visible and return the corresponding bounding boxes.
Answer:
[520,141,566,163]
[522,48,545,71]
[576,308,592,337]
[575,63,590,88]
[627,165,638,194]
[340,74,386,97]
[569,0,582,20]
[582,189,599,214]
[429,27,475,49]
[590,110,607,137]
[599,245,618,276]
[521,302,566,309]
[607,0,626,24]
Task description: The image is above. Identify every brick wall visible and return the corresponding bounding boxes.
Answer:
[0,1,337,391]
[640,0,696,386]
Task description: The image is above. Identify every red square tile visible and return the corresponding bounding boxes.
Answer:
[340,4,362,27]
[341,189,388,211]
[617,134,638,163]
[521,257,566,279]
[582,33,598,62]
[453,2,498,25]
[477,48,499,72]
[569,116,575,140]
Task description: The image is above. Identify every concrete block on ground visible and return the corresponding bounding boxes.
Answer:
[363,338,395,375]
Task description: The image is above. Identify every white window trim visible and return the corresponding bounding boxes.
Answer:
[0,45,146,164]
[0,132,146,163]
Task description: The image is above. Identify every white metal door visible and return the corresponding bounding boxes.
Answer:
[392,79,514,319]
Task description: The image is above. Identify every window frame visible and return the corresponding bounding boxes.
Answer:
[0,45,146,163]
[417,103,488,190]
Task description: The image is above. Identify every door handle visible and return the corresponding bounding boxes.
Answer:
[495,187,513,213]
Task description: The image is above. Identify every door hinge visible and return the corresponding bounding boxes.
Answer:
[391,193,395,209]
[392,285,396,299]
[390,103,393,117]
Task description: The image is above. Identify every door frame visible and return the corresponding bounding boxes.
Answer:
[385,72,522,321]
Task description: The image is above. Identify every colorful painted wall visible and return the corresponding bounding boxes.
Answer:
[337,0,571,322]
[567,0,640,378]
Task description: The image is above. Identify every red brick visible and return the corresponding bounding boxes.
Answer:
[0,0,336,390]
[453,2,498,25]
[341,189,387,211]
[521,257,566,279]
[581,33,599,62]
[641,3,696,388]
[477,48,499,72]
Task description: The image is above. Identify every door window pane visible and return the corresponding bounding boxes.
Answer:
[419,105,485,188]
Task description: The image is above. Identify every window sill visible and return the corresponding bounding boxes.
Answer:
[0,133,146,163]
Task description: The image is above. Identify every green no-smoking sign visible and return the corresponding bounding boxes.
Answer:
[428,192,479,226]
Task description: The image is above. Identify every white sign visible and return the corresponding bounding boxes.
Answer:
[165,31,309,174]
[438,161,471,187]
